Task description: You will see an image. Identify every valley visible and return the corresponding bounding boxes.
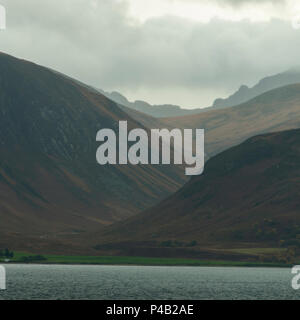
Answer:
[1,52,300,264]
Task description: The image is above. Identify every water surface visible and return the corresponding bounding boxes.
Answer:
[0,264,298,300]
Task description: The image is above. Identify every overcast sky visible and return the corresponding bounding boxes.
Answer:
[0,0,300,108]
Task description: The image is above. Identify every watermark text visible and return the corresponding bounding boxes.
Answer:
[0,266,5,290]
[0,4,6,30]
[96,121,205,176]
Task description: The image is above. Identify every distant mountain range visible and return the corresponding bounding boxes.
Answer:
[98,89,203,118]
[0,53,186,250]
[100,67,300,118]
[212,67,300,109]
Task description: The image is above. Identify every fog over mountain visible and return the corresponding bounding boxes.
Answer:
[98,89,203,118]
[100,67,300,118]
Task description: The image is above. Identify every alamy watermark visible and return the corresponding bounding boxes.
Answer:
[292,13,300,30]
[0,4,6,30]
[96,121,205,176]
[0,266,5,290]
[292,265,300,290]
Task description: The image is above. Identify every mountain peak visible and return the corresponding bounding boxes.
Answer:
[211,67,300,110]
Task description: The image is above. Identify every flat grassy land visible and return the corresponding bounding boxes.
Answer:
[0,252,292,268]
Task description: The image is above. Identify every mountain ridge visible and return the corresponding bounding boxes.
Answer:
[210,67,300,109]
[100,67,300,118]
[162,83,300,157]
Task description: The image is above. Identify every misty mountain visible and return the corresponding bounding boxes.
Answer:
[212,67,300,109]
[98,89,203,118]
[99,67,300,119]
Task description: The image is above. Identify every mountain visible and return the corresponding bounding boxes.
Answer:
[0,52,187,248]
[100,68,300,118]
[98,89,204,118]
[163,83,300,157]
[212,67,300,109]
[93,128,300,261]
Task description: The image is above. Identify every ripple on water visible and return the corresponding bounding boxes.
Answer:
[0,264,299,300]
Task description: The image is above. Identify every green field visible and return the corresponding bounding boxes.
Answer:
[0,252,291,268]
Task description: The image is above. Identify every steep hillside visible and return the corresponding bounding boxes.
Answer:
[163,84,300,157]
[0,52,186,245]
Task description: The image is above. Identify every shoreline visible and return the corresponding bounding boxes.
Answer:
[0,253,292,268]
[2,262,292,268]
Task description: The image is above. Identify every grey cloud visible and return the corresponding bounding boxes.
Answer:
[170,0,286,6]
[181,0,286,5]
[0,0,298,107]
[216,0,286,4]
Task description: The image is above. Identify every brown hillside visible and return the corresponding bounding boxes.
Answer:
[94,129,300,257]
[162,84,300,157]
[0,52,186,246]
